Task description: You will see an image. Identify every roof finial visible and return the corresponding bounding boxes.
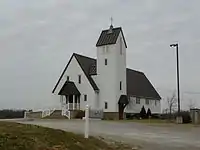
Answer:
[110,17,113,29]
[107,17,113,34]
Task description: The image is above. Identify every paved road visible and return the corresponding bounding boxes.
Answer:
[17,119,200,150]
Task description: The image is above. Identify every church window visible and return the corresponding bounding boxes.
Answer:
[105,59,107,65]
[145,99,149,105]
[84,95,87,101]
[136,97,140,104]
[78,75,81,84]
[105,102,108,109]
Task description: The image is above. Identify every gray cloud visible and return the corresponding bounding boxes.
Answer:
[0,0,200,110]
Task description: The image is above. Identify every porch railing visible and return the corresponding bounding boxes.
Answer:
[42,108,56,118]
[65,103,80,110]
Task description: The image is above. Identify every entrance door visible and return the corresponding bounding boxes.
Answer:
[118,104,124,120]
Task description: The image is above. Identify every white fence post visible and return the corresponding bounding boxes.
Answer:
[85,105,89,138]
[24,111,27,119]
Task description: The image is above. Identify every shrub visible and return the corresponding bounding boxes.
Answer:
[140,106,146,119]
[147,108,152,118]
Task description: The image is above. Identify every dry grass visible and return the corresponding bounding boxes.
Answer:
[0,121,132,150]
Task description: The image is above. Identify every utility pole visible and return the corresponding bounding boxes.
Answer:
[170,43,181,123]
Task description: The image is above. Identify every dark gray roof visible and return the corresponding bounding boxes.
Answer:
[58,81,80,95]
[126,68,161,100]
[96,27,127,48]
[74,53,98,90]
[52,53,161,100]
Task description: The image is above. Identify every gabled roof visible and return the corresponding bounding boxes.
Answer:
[74,53,98,90]
[52,53,98,93]
[52,53,161,100]
[58,81,80,95]
[126,69,161,100]
[96,27,127,48]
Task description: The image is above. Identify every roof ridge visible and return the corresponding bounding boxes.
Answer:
[127,68,144,74]
[101,27,122,32]
[73,53,96,61]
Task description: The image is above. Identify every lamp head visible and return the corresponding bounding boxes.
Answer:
[170,43,178,47]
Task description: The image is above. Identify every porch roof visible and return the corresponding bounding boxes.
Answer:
[58,81,80,95]
[118,95,129,105]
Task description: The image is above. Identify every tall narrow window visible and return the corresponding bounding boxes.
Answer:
[67,76,69,81]
[84,95,87,101]
[105,102,108,109]
[120,37,122,55]
[78,75,81,84]
[120,81,122,90]
[155,100,157,106]
[105,59,107,65]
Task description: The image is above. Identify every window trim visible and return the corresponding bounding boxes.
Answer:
[84,94,87,101]
[120,81,122,90]
[145,99,150,105]
[78,75,81,84]
[105,102,108,109]
[136,97,140,104]
[105,58,107,65]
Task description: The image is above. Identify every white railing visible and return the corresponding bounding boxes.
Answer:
[64,110,71,119]
[65,103,80,110]
[42,108,56,118]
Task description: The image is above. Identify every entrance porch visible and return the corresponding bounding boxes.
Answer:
[60,95,80,110]
[58,81,81,118]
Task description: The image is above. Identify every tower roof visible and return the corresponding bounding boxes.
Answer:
[96,27,127,48]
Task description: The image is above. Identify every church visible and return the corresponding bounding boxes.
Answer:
[52,25,161,120]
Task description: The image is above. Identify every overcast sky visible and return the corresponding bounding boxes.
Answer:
[0,0,200,111]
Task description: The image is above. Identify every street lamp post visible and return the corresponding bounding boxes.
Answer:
[170,43,181,122]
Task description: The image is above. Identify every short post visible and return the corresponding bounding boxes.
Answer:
[24,111,27,119]
[85,105,89,138]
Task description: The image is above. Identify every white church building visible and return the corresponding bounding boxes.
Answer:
[52,25,161,119]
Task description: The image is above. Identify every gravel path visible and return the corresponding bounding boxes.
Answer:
[16,119,200,150]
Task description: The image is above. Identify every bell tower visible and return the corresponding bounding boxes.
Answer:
[96,25,127,112]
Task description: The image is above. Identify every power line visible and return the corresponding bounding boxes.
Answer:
[157,87,200,95]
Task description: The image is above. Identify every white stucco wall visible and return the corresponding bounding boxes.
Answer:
[96,31,126,112]
[125,96,161,114]
[53,56,96,110]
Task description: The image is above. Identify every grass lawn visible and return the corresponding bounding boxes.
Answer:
[0,121,131,150]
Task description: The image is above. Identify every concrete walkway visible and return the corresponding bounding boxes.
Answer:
[17,119,200,150]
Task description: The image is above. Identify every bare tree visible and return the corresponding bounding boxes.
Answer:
[188,99,196,110]
[166,92,177,119]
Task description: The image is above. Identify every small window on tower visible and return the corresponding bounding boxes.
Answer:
[105,102,108,109]
[120,81,122,90]
[105,59,107,65]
